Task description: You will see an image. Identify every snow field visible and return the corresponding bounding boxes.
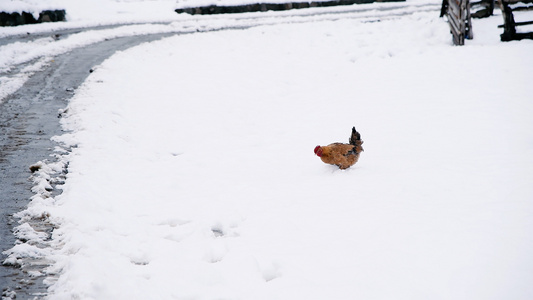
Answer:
[8,6,533,300]
[0,0,440,105]
[0,0,179,22]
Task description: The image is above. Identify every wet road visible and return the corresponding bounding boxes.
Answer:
[0,31,179,299]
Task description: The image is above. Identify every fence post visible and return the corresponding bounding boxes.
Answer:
[442,0,473,45]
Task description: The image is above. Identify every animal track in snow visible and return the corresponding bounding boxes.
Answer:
[260,261,282,282]
[210,220,241,238]
[202,240,228,264]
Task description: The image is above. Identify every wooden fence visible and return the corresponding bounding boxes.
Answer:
[441,0,473,45]
[176,0,405,15]
[498,0,533,41]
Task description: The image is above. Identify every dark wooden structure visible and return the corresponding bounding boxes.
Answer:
[498,0,533,41]
[470,0,495,18]
[176,0,405,15]
[0,10,66,27]
[441,0,473,45]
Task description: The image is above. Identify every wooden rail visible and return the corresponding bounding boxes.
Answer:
[176,0,405,15]
[470,0,494,18]
[0,10,65,27]
[498,0,533,41]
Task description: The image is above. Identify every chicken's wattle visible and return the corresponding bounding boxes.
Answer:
[314,146,323,157]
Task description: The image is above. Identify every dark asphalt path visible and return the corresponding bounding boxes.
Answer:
[0,31,177,299]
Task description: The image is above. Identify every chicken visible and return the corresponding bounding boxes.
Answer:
[314,127,364,169]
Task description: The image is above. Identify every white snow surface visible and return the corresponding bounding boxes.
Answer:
[0,0,438,103]
[2,0,533,300]
[1,0,398,16]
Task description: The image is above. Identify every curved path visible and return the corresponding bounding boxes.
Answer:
[0,2,440,297]
[0,31,181,299]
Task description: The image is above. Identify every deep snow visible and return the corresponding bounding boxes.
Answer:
[2,0,533,299]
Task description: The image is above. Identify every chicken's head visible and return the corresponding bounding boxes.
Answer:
[314,146,323,157]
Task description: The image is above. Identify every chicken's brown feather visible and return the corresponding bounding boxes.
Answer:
[320,143,360,169]
[315,127,363,169]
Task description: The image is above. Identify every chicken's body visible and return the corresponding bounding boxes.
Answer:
[314,127,364,169]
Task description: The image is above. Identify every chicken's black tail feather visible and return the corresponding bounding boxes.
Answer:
[349,127,364,152]
[349,127,361,145]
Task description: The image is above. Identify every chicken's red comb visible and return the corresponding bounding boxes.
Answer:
[314,145,321,154]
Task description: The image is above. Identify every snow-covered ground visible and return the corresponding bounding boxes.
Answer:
[1,0,178,21]
[0,0,440,102]
[2,0,533,299]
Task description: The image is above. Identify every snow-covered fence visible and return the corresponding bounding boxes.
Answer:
[471,0,495,18]
[176,0,405,15]
[498,0,533,41]
[0,10,66,27]
[440,0,473,45]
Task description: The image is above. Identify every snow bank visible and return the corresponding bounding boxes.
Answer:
[54,0,180,23]
[24,9,533,300]
[0,0,64,16]
[1,0,181,27]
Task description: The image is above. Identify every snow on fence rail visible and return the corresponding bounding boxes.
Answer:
[470,0,495,18]
[175,0,405,15]
[0,10,65,27]
[498,0,533,41]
